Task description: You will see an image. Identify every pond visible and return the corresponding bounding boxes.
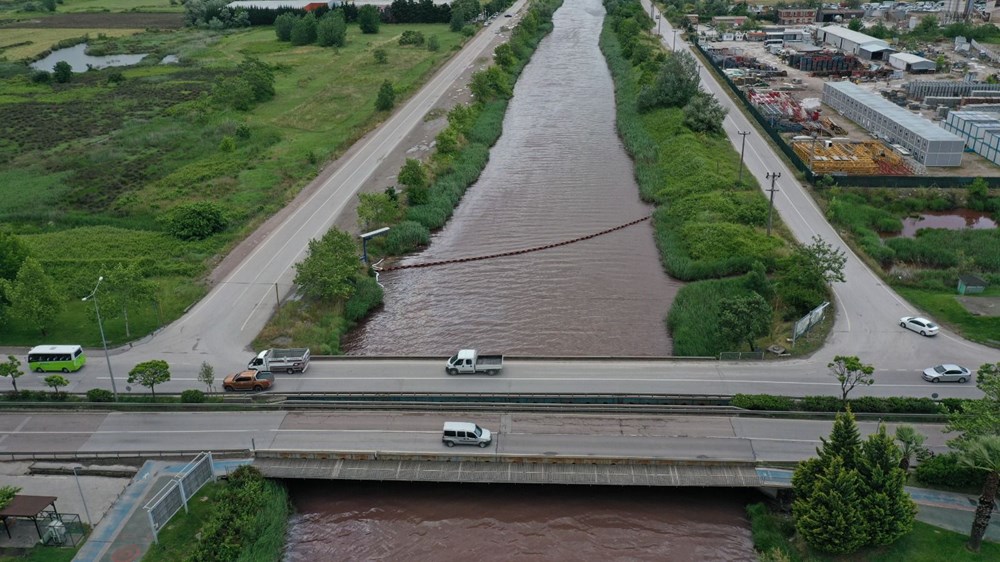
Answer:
[896,210,998,238]
[30,43,149,73]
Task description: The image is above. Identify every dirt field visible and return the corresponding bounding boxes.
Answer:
[0,12,183,29]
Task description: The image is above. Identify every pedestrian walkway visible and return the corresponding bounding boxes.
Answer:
[72,458,250,562]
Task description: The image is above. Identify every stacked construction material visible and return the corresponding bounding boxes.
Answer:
[791,141,912,175]
[785,52,862,76]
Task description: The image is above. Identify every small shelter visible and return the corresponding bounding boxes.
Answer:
[0,495,59,540]
[957,274,988,295]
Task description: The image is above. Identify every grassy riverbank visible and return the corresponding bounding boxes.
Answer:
[601,0,832,356]
[0,21,464,347]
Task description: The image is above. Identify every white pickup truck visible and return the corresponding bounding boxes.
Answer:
[248,348,310,373]
[445,349,503,376]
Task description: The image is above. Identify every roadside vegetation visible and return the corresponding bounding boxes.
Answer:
[142,465,289,562]
[0,3,476,348]
[602,0,844,356]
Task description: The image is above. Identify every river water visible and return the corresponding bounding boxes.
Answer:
[342,0,680,357]
[283,481,757,561]
[301,0,747,558]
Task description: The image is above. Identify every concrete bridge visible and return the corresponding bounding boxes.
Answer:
[252,450,792,488]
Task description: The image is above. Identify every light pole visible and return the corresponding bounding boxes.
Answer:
[737,131,750,186]
[656,14,661,35]
[649,1,654,19]
[672,28,679,51]
[82,276,118,401]
[72,466,93,528]
[765,172,781,237]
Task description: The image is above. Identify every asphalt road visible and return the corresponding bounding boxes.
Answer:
[8,3,995,399]
[0,411,954,462]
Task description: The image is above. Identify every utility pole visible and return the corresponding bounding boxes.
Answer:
[737,131,750,186]
[766,172,781,237]
[649,1,654,19]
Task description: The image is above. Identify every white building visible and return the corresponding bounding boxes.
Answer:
[818,25,896,60]
[823,81,965,166]
[941,109,1000,166]
[888,53,937,73]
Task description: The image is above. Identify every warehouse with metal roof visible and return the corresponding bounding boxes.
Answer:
[822,81,965,166]
[818,25,896,60]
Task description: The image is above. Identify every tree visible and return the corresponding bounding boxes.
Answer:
[3,258,62,336]
[799,236,847,284]
[847,17,862,32]
[819,407,863,471]
[237,57,275,103]
[197,361,215,392]
[894,425,927,471]
[104,262,157,338]
[127,359,171,400]
[959,435,1000,552]
[828,355,875,402]
[294,228,360,302]
[44,374,69,395]
[290,12,318,45]
[793,457,867,554]
[160,202,228,240]
[718,293,771,351]
[375,80,395,110]
[317,10,347,47]
[275,12,296,41]
[398,158,427,190]
[0,355,24,393]
[936,54,949,73]
[637,50,699,111]
[357,192,401,230]
[493,43,516,71]
[358,4,380,33]
[858,424,916,546]
[0,231,29,283]
[469,66,511,102]
[683,91,728,134]
[53,61,72,83]
[947,362,1000,442]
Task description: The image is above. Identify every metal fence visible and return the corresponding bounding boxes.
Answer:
[143,452,216,544]
[719,351,765,360]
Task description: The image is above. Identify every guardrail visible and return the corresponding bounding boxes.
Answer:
[0,449,250,462]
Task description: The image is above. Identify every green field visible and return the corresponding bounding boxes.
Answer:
[0,22,466,347]
[57,0,182,13]
[0,28,143,60]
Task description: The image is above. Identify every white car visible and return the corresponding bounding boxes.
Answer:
[922,364,972,383]
[900,316,939,337]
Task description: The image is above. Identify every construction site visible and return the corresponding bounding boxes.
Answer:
[702,33,1000,178]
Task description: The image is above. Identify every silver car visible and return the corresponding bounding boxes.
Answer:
[922,364,972,383]
[900,316,939,337]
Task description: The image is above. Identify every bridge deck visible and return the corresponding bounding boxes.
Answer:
[253,453,774,487]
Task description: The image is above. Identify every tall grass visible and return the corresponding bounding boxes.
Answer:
[667,276,752,356]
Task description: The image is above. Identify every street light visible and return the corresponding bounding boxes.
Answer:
[765,172,781,237]
[656,14,661,35]
[737,131,750,186]
[672,28,679,51]
[72,465,92,528]
[82,276,118,401]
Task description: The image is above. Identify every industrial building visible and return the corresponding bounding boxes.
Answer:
[905,80,1000,100]
[941,109,1000,166]
[888,53,936,73]
[822,81,965,166]
[776,8,815,25]
[818,25,895,60]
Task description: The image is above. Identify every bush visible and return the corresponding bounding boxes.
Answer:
[344,275,384,322]
[181,389,206,403]
[160,202,228,240]
[427,35,440,51]
[383,220,430,254]
[31,71,51,83]
[798,395,842,412]
[914,452,985,488]
[731,394,795,411]
[274,12,296,41]
[290,13,317,45]
[86,388,114,402]
[399,30,425,46]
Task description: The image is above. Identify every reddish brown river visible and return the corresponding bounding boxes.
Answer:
[341,0,680,357]
[309,0,751,558]
[283,482,757,561]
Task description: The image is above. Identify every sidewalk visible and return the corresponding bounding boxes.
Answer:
[72,458,251,562]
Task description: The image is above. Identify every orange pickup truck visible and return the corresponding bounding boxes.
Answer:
[223,370,274,392]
